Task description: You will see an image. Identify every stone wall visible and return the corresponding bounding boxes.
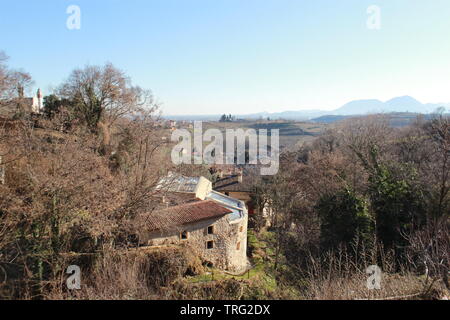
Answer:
[140,213,248,273]
[225,191,252,203]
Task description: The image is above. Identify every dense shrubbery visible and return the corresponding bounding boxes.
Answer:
[254,115,449,297]
[317,188,373,252]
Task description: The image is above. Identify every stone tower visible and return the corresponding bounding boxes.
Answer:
[32,88,43,113]
[37,88,43,110]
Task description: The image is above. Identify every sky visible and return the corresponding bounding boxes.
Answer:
[1,0,450,115]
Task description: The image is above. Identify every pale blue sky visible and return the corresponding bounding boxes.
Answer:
[1,0,450,115]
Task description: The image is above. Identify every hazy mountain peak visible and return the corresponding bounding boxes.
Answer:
[387,95,418,101]
[333,99,385,115]
[334,96,437,115]
[386,96,422,107]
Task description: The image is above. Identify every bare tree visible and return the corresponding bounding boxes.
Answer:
[59,63,159,134]
[0,51,33,106]
[0,52,8,98]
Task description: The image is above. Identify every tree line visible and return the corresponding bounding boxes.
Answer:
[251,114,449,293]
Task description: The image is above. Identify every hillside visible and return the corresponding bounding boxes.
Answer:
[200,120,327,151]
[312,112,450,127]
[164,96,449,121]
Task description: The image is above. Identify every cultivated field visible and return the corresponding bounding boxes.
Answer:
[200,120,328,151]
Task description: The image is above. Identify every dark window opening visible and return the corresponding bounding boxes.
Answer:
[207,241,214,249]
[181,231,188,240]
[207,226,214,235]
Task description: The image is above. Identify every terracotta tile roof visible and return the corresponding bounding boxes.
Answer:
[141,200,232,232]
[154,192,198,207]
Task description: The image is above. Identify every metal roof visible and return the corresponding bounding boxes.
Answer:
[156,173,200,193]
[206,191,245,222]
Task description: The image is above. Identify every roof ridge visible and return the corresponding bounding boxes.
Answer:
[159,199,226,211]
[179,199,216,207]
[143,198,233,231]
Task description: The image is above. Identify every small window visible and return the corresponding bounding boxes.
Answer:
[236,242,241,250]
[180,231,188,240]
[207,226,214,235]
[206,241,214,249]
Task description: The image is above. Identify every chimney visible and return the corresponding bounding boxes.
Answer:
[238,168,243,183]
[162,196,169,208]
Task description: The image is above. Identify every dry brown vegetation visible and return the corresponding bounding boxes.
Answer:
[0,56,240,300]
[251,114,449,300]
[0,56,185,299]
[0,112,174,298]
[1,52,448,300]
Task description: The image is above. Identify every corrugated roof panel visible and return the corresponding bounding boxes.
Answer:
[206,191,242,208]
[156,173,200,193]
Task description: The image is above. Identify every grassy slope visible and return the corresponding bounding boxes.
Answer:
[183,229,299,299]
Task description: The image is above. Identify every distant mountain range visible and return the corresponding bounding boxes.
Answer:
[164,96,450,121]
[333,96,448,115]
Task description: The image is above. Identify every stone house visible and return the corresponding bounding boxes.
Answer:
[213,173,254,213]
[138,200,248,272]
[212,167,257,214]
[141,173,249,273]
[212,167,276,227]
